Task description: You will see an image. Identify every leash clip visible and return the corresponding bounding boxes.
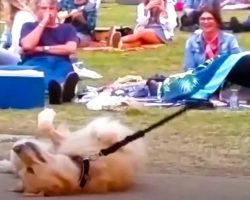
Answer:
[87,152,102,161]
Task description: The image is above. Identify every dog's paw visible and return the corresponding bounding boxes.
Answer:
[23,191,45,197]
[38,108,56,124]
[37,108,56,132]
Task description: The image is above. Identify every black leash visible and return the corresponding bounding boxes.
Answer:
[99,105,189,157]
[78,105,190,188]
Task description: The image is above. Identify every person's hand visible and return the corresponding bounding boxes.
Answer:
[40,12,51,27]
[146,0,160,10]
[57,11,69,21]
[70,9,82,18]
[20,46,43,54]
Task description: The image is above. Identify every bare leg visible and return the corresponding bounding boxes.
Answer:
[122,28,162,45]
[122,41,142,48]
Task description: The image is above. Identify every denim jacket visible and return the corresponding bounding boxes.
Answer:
[183,31,241,71]
[184,0,220,10]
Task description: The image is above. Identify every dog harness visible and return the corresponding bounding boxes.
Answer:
[70,156,90,188]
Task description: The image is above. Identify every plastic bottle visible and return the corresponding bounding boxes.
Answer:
[229,89,239,110]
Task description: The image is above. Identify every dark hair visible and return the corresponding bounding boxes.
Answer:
[198,6,223,28]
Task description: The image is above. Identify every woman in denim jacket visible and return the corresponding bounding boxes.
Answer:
[183,7,241,71]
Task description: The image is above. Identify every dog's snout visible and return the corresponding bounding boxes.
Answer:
[13,144,25,154]
[25,141,47,163]
[25,142,37,149]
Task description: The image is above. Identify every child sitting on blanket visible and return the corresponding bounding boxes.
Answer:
[108,0,177,49]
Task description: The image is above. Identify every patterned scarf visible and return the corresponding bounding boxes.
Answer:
[203,33,219,60]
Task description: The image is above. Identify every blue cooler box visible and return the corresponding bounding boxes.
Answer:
[0,65,45,109]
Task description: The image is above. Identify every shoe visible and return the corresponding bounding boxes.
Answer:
[112,32,122,48]
[62,72,79,102]
[48,80,62,104]
[107,26,116,46]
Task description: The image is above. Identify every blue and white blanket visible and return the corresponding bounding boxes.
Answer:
[158,52,250,102]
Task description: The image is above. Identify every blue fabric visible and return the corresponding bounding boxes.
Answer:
[19,55,73,89]
[159,52,250,102]
[183,31,241,71]
[184,0,220,10]
[112,85,149,98]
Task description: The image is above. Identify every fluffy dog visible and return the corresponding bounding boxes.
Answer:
[10,108,146,196]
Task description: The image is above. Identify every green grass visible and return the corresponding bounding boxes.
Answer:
[2,4,250,176]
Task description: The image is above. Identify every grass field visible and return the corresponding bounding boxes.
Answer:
[2,4,250,176]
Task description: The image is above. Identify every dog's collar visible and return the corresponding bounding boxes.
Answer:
[70,156,90,188]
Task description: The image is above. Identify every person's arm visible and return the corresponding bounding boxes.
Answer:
[136,3,149,26]
[31,42,77,55]
[9,11,35,52]
[22,25,78,55]
[82,4,97,34]
[183,36,196,71]
[229,35,242,54]
[158,1,169,25]
[20,13,50,50]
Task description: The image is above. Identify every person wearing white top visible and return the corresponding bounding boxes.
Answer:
[110,0,176,48]
[0,0,35,65]
[136,0,177,38]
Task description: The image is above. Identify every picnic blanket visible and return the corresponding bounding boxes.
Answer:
[158,52,250,102]
[81,44,165,52]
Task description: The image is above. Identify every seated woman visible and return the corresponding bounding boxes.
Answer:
[183,6,241,71]
[0,0,35,65]
[19,0,79,104]
[58,0,97,47]
[109,0,177,49]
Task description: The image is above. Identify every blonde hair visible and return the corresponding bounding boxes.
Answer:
[2,0,33,27]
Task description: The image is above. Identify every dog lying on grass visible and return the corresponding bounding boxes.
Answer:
[9,108,146,196]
